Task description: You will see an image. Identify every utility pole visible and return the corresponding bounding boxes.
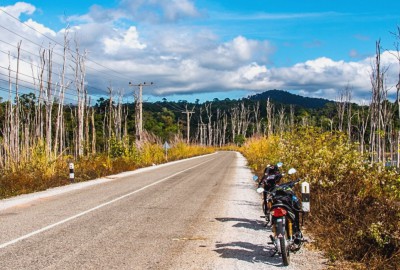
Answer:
[129,81,153,141]
[182,105,195,144]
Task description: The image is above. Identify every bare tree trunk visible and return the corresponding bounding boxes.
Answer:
[85,97,91,155]
[54,28,70,156]
[197,107,206,145]
[205,103,213,146]
[37,49,46,141]
[123,105,129,147]
[266,98,274,137]
[358,103,370,155]
[346,86,353,141]
[90,107,96,155]
[14,41,22,163]
[108,87,113,149]
[72,39,87,157]
[239,103,251,137]
[390,26,400,167]
[45,47,55,157]
[222,111,227,145]
[278,107,285,135]
[230,105,238,142]
[252,101,261,136]
[290,105,295,132]
[369,40,391,165]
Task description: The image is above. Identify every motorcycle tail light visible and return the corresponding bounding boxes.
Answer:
[272,207,287,217]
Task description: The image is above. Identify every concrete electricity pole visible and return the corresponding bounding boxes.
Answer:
[129,81,153,141]
[182,105,195,144]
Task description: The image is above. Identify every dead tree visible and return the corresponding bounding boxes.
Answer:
[14,41,22,162]
[266,98,274,136]
[239,102,251,137]
[357,102,370,155]
[72,39,87,157]
[278,106,286,135]
[369,40,386,164]
[252,101,261,136]
[336,85,351,132]
[230,105,239,142]
[205,103,213,146]
[222,111,228,145]
[290,105,295,131]
[91,107,96,154]
[390,26,400,167]
[54,28,70,156]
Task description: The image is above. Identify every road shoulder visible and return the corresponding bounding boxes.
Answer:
[168,151,328,270]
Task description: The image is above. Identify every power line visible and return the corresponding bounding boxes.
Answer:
[0,37,120,96]
[0,84,78,104]
[0,37,124,95]
[0,73,79,101]
[0,8,135,83]
[0,48,111,96]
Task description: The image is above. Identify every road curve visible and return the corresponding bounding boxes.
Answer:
[0,151,326,269]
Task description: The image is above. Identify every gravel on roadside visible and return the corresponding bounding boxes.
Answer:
[168,152,329,270]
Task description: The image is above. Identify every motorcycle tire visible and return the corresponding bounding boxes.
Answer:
[280,237,290,266]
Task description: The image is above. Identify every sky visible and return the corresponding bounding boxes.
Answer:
[0,0,399,104]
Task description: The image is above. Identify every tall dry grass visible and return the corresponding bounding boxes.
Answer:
[241,128,400,270]
[0,141,215,199]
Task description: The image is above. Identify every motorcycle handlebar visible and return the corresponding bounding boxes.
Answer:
[279,178,301,188]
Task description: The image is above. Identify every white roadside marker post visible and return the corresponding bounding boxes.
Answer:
[301,182,310,212]
[69,163,75,183]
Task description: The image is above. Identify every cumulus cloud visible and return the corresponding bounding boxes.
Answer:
[103,26,146,54]
[2,2,35,17]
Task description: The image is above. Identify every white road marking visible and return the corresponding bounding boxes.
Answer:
[0,157,215,249]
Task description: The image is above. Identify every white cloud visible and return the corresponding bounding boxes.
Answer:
[2,2,35,17]
[103,26,146,55]
[197,36,273,70]
[24,19,56,37]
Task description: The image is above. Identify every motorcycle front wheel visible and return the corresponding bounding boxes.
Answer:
[262,201,270,223]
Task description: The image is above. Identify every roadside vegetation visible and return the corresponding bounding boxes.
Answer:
[0,141,214,199]
[241,128,400,270]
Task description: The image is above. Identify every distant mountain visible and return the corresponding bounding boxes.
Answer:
[248,90,333,109]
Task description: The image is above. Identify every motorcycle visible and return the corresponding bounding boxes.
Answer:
[253,162,283,225]
[255,168,306,266]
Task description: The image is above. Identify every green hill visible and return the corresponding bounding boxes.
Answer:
[248,90,333,109]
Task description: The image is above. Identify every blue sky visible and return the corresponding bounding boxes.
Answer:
[0,0,399,103]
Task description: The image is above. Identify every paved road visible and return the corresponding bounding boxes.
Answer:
[0,151,326,269]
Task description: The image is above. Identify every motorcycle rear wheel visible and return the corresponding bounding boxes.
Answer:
[280,237,290,266]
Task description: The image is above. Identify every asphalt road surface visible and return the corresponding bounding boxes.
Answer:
[0,151,327,269]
